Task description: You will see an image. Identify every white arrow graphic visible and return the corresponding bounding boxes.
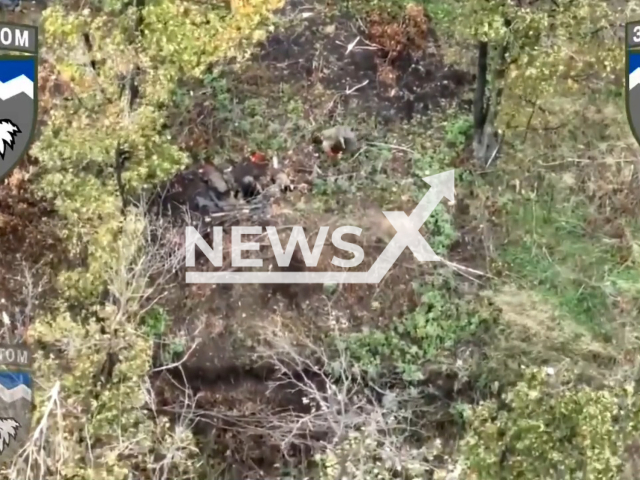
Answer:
[186,169,455,284]
[365,169,454,283]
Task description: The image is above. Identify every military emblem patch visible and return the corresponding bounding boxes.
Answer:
[0,22,38,182]
[0,343,32,466]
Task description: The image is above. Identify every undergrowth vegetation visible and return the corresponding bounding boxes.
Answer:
[339,278,497,382]
[461,367,640,480]
[0,0,638,478]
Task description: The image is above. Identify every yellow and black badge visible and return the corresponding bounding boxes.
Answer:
[0,342,32,466]
[0,21,37,182]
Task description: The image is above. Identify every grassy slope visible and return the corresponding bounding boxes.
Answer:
[420,0,640,373]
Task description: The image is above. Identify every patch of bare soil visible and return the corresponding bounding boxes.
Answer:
[152,358,325,473]
[447,151,494,272]
[155,156,456,471]
[168,2,472,156]
[255,2,472,122]
[149,165,438,471]
[154,164,428,327]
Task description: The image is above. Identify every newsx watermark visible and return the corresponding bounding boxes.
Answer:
[185,170,454,284]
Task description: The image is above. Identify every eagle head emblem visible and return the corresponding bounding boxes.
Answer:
[0,417,20,453]
[0,119,21,160]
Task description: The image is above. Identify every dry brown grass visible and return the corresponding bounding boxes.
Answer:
[367,3,429,61]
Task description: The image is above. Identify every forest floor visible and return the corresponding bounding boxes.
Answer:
[147,0,640,469]
[152,0,491,470]
[0,0,638,477]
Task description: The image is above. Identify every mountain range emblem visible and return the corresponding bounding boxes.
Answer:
[0,56,37,180]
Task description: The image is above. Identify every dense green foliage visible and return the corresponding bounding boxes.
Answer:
[462,368,639,479]
[34,0,282,299]
[10,0,284,477]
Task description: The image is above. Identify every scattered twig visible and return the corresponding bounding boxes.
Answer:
[485,131,503,169]
[337,37,380,52]
[367,142,418,155]
[348,146,366,164]
[539,158,638,166]
[325,80,370,114]
[151,334,202,373]
[344,36,360,54]
[359,37,384,49]
[11,381,62,479]
[439,258,495,279]
[345,79,369,94]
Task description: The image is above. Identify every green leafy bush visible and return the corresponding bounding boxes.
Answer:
[339,281,497,382]
[461,367,640,480]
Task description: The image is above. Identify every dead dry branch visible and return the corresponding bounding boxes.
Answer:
[106,200,191,323]
[8,381,62,480]
[151,325,437,475]
[0,259,48,342]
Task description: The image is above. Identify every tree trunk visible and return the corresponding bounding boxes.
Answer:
[115,143,130,215]
[472,41,489,161]
[473,42,508,166]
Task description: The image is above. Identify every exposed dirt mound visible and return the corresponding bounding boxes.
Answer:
[152,360,326,472]
[0,167,59,264]
[256,2,472,122]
